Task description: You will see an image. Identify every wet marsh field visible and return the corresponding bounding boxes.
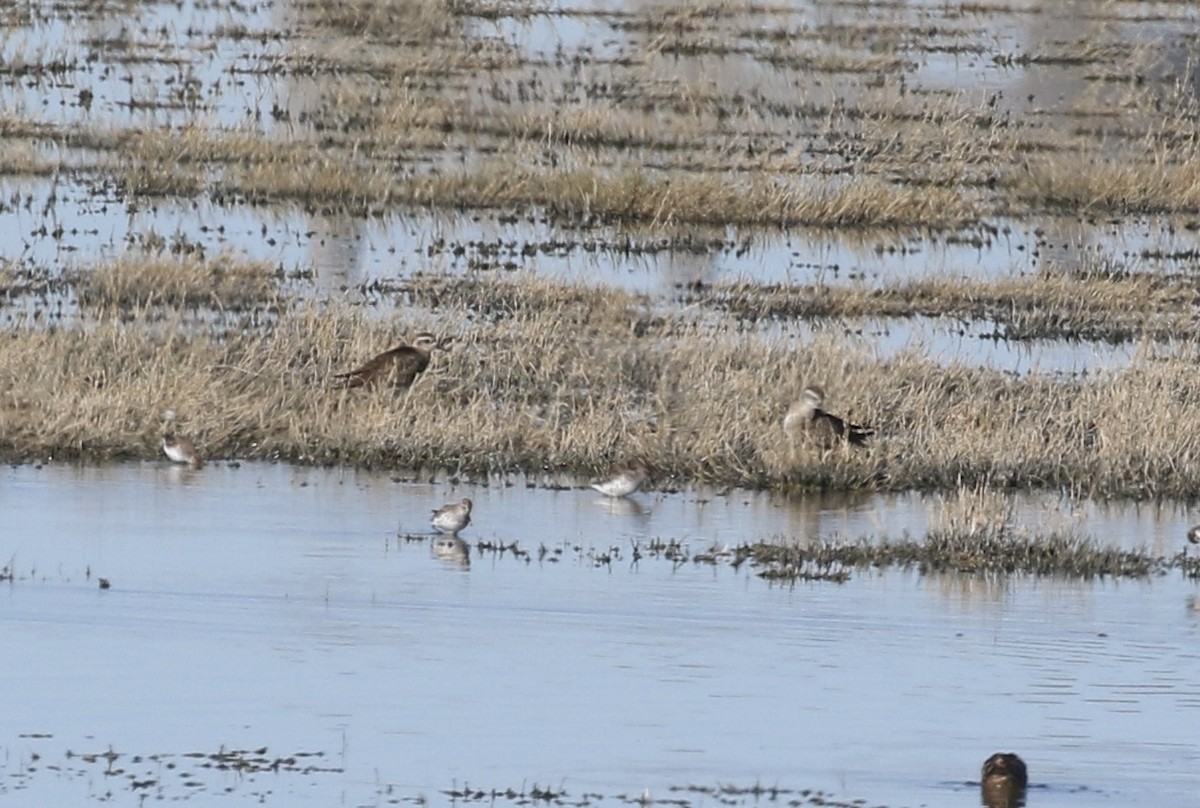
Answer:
[3,0,1200,805]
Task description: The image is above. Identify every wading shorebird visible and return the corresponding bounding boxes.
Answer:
[590,459,649,498]
[333,332,439,390]
[783,386,874,451]
[431,497,473,537]
[162,432,204,470]
[980,752,1028,808]
[1187,525,1200,557]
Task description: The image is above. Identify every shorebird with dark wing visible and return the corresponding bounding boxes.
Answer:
[590,459,649,498]
[334,332,439,390]
[162,432,204,470]
[432,497,473,537]
[783,386,874,451]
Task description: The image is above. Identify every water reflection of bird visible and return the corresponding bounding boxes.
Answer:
[333,332,439,389]
[598,494,650,519]
[432,535,470,567]
[432,497,473,536]
[590,460,648,498]
[980,752,1027,808]
[783,386,874,451]
[162,433,204,470]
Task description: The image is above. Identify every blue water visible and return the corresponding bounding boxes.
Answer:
[1,462,1198,806]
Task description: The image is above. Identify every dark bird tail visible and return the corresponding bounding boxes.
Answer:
[846,422,874,445]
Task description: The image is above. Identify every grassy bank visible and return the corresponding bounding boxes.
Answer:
[5,271,1200,497]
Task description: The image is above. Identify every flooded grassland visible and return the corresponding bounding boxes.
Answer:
[3,0,1200,806]
[2,0,1200,494]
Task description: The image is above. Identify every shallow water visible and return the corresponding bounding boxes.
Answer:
[6,174,1200,292]
[2,462,1198,806]
[0,172,1175,378]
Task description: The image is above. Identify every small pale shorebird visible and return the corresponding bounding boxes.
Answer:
[783,386,874,451]
[334,332,440,390]
[162,433,204,470]
[980,752,1027,808]
[431,497,473,536]
[590,460,649,498]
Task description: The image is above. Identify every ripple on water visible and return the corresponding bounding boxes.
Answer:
[0,462,1198,806]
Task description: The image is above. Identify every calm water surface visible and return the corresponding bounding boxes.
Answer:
[2,462,1198,806]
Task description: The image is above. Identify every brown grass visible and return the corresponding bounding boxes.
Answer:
[73,254,283,312]
[0,0,1192,225]
[1013,148,1200,214]
[294,0,461,40]
[3,0,1200,503]
[217,160,975,226]
[682,265,1198,343]
[5,272,1200,498]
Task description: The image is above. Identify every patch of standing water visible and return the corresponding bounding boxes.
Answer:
[0,0,290,132]
[909,1,1198,110]
[7,177,1200,292]
[783,316,1136,379]
[474,7,629,64]
[0,175,1181,377]
[1,461,1198,807]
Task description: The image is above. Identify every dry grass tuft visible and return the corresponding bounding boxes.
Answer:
[683,265,1197,343]
[1014,148,1200,214]
[73,254,282,312]
[920,487,1150,577]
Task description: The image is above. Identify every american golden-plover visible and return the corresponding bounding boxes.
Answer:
[334,332,439,390]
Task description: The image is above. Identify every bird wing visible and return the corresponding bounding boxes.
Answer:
[334,351,394,387]
[335,346,429,389]
[808,412,842,448]
[382,347,429,389]
[820,409,874,446]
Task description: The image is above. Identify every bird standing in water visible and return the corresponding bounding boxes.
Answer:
[590,460,649,498]
[162,432,204,470]
[431,497,473,537]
